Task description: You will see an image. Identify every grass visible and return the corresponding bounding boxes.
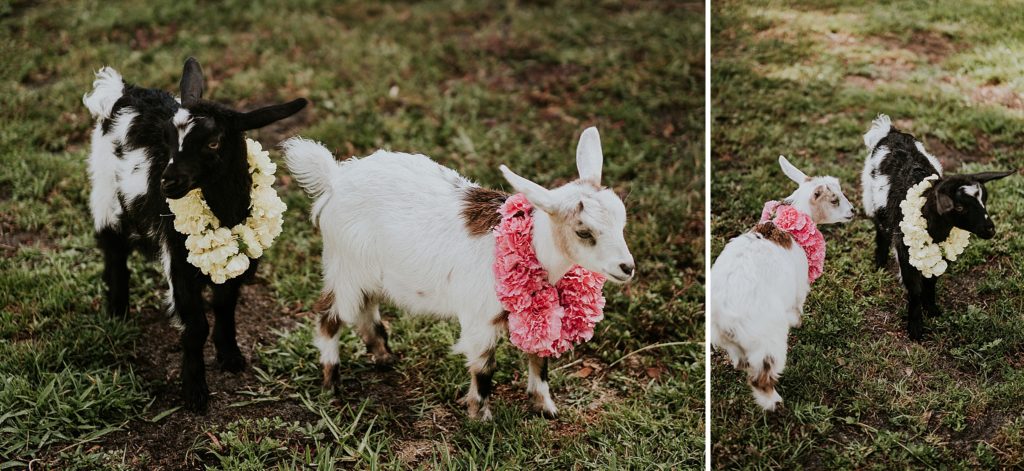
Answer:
[0,0,704,468]
[711,0,1024,468]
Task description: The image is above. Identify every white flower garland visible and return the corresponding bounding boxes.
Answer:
[898,175,971,278]
[166,138,286,284]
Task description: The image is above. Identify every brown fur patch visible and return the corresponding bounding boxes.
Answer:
[752,222,793,248]
[750,357,777,393]
[319,313,341,339]
[313,290,335,312]
[492,310,509,326]
[810,185,837,222]
[461,187,509,236]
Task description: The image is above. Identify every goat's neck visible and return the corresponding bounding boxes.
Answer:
[786,198,818,223]
[532,210,573,284]
[923,190,954,242]
[201,154,252,228]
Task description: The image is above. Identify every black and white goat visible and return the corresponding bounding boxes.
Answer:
[861,114,1014,340]
[82,57,307,412]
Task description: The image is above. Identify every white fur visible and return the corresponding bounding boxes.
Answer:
[915,141,943,175]
[863,114,891,150]
[709,156,854,411]
[860,147,890,218]
[283,127,632,418]
[83,67,123,119]
[962,184,984,208]
[173,108,194,152]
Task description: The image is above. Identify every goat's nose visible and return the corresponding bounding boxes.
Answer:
[162,175,183,188]
[619,263,635,277]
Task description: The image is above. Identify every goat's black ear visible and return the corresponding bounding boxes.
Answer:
[237,99,308,131]
[971,170,1017,183]
[936,192,955,214]
[180,57,205,107]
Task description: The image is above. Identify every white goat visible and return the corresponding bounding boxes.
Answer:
[709,156,854,410]
[282,127,635,420]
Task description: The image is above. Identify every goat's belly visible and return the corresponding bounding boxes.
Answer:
[367,257,503,321]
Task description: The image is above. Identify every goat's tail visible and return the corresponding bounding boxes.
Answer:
[747,355,783,411]
[83,67,124,119]
[282,137,339,224]
[863,113,891,150]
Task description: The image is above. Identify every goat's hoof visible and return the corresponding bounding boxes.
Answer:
[322,363,339,389]
[372,352,397,369]
[926,308,943,318]
[182,384,210,413]
[217,352,247,373]
[908,326,924,342]
[531,404,558,420]
[468,405,493,421]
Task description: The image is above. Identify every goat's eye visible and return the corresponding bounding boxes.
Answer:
[832,198,839,206]
[955,205,964,212]
[575,230,594,240]
[208,141,219,150]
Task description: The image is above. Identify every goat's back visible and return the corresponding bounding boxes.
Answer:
[709,232,808,348]
[313,150,503,318]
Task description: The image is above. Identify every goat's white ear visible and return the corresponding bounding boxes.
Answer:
[778,155,808,184]
[576,127,603,186]
[500,165,557,213]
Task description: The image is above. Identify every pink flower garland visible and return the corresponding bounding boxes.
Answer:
[493,194,607,357]
[760,201,826,284]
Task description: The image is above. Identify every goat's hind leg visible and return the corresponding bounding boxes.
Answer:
[353,297,396,368]
[313,289,347,388]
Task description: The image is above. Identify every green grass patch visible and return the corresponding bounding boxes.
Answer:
[712,0,1024,468]
[1,0,703,468]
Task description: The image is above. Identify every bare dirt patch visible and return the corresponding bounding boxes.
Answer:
[91,283,309,469]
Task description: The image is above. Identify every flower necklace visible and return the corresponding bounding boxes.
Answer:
[760,201,826,284]
[166,138,287,284]
[898,175,970,278]
[493,194,607,357]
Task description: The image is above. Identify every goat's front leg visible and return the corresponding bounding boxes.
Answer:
[896,245,925,341]
[527,354,557,419]
[97,227,131,318]
[922,276,942,318]
[454,323,498,420]
[171,263,210,412]
[210,276,246,372]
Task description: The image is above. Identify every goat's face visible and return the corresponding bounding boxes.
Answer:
[934,171,1015,239]
[779,156,856,224]
[501,127,635,283]
[160,57,308,199]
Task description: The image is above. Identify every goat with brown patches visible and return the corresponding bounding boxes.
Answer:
[283,127,634,420]
[709,156,854,411]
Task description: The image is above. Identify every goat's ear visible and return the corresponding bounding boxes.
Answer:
[500,165,557,213]
[180,57,204,107]
[935,192,955,214]
[237,99,308,131]
[778,155,808,184]
[576,127,603,186]
[971,170,1017,183]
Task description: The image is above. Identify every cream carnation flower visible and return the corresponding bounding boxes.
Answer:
[167,138,286,284]
[900,175,971,278]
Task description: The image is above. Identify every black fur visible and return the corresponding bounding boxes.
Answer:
[89,57,306,412]
[868,124,1014,340]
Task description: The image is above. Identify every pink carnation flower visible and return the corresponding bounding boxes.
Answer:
[760,200,827,284]
[494,194,608,356]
